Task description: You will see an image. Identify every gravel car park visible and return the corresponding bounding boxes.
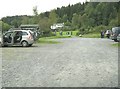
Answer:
[1,38,118,87]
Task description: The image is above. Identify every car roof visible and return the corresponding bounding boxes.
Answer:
[13,30,30,32]
[7,30,31,33]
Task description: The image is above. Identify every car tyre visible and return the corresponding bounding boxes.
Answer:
[114,39,118,42]
[29,44,33,47]
[0,42,1,47]
[22,41,28,47]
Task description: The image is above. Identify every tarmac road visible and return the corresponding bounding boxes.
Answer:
[1,38,118,87]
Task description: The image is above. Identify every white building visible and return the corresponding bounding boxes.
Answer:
[50,23,64,30]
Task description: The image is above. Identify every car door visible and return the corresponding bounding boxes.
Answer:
[14,31,22,43]
[3,32,13,44]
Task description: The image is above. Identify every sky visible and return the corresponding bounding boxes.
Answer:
[0,0,87,19]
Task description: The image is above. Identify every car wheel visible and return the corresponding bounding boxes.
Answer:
[0,42,1,47]
[0,43,3,47]
[22,41,28,47]
[114,39,118,42]
[2,44,8,47]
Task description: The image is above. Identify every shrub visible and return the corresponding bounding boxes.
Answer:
[93,25,107,33]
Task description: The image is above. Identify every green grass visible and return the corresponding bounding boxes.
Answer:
[81,33,100,38]
[37,38,61,44]
[37,32,75,44]
[48,35,71,39]
[111,43,120,47]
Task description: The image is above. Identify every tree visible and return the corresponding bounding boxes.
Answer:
[39,17,50,32]
[109,19,118,27]
[49,10,58,25]
[1,2,119,35]
[80,14,89,28]
[72,13,79,29]
[11,19,19,28]
[65,20,71,26]
[21,16,29,24]
[85,2,94,17]
[57,17,63,23]
[1,21,11,32]
[87,18,95,27]
[38,17,52,36]
[118,4,120,26]
[62,14,68,22]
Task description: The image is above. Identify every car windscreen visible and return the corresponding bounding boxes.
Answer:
[112,27,120,33]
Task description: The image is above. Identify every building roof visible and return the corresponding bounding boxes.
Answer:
[20,24,39,28]
[51,23,64,29]
[9,28,21,31]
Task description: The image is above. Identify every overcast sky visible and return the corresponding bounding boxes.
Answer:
[0,0,88,19]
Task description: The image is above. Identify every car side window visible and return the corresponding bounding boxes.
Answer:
[5,32,13,37]
[22,32,28,36]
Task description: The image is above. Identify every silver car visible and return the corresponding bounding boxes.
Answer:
[0,30,34,47]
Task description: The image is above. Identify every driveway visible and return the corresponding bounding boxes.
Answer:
[1,38,118,87]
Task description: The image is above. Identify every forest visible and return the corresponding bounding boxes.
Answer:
[1,2,120,36]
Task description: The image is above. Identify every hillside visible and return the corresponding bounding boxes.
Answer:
[1,2,120,34]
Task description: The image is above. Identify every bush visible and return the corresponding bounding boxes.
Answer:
[93,25,108,33]
[41,29,54,37]
[76,32,81,36]
[82,33,100,38]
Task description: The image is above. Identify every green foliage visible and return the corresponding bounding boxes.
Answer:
[0,21,11,32]
[109,19,118,27]
[1,2,119,37]
[45,35,71,39]
[118,4,120,26]
[49,10,58,25]
[111,43,120,47]
[93,25,107,33]
[21,16,30,24]
[82,33,100,38]
[72,13,79,29]
[37,38,61,44]
[62,14,68,22]
[39,17,50,31]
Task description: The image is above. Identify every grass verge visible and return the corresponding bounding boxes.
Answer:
[41,35,71,39]
[111,42,120,47]
[37,38,61,44]
[81,33,100,38]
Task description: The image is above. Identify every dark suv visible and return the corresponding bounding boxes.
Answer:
[111,27,120,42]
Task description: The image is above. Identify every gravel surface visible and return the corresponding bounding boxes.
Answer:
[1,38,118,87]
